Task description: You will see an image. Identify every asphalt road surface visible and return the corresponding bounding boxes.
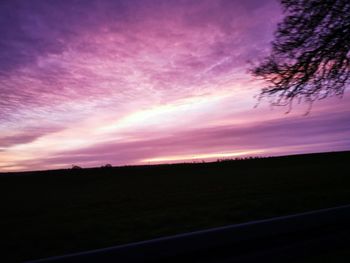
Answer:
[27,204,350,263]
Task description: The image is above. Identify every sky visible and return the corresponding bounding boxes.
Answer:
[1,0,350,172]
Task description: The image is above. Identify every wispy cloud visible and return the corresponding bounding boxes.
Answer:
[0,0,348,171]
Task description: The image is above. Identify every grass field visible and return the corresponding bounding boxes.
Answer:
[1,151,350,262]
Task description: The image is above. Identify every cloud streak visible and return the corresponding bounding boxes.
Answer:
[0,0,349,171]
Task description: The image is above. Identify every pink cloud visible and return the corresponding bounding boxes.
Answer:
[0,0,349,172]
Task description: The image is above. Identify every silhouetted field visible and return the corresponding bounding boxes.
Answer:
[1,151,350,262]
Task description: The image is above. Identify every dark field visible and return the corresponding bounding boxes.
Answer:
[1,151,350,262]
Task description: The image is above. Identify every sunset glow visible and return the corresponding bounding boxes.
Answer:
[141,150,264,164]
[1,0,350,171]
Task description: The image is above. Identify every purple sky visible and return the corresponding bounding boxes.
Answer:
[1,0,349,171]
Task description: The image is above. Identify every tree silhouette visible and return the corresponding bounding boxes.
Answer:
[101,164,113,168]
[252,0,350,106]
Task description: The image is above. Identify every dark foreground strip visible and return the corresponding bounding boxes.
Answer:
[27,204,350,263]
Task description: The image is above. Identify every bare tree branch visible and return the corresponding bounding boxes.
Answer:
[252,0,350,106]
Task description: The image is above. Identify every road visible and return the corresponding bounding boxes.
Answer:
[27,204,350,263]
